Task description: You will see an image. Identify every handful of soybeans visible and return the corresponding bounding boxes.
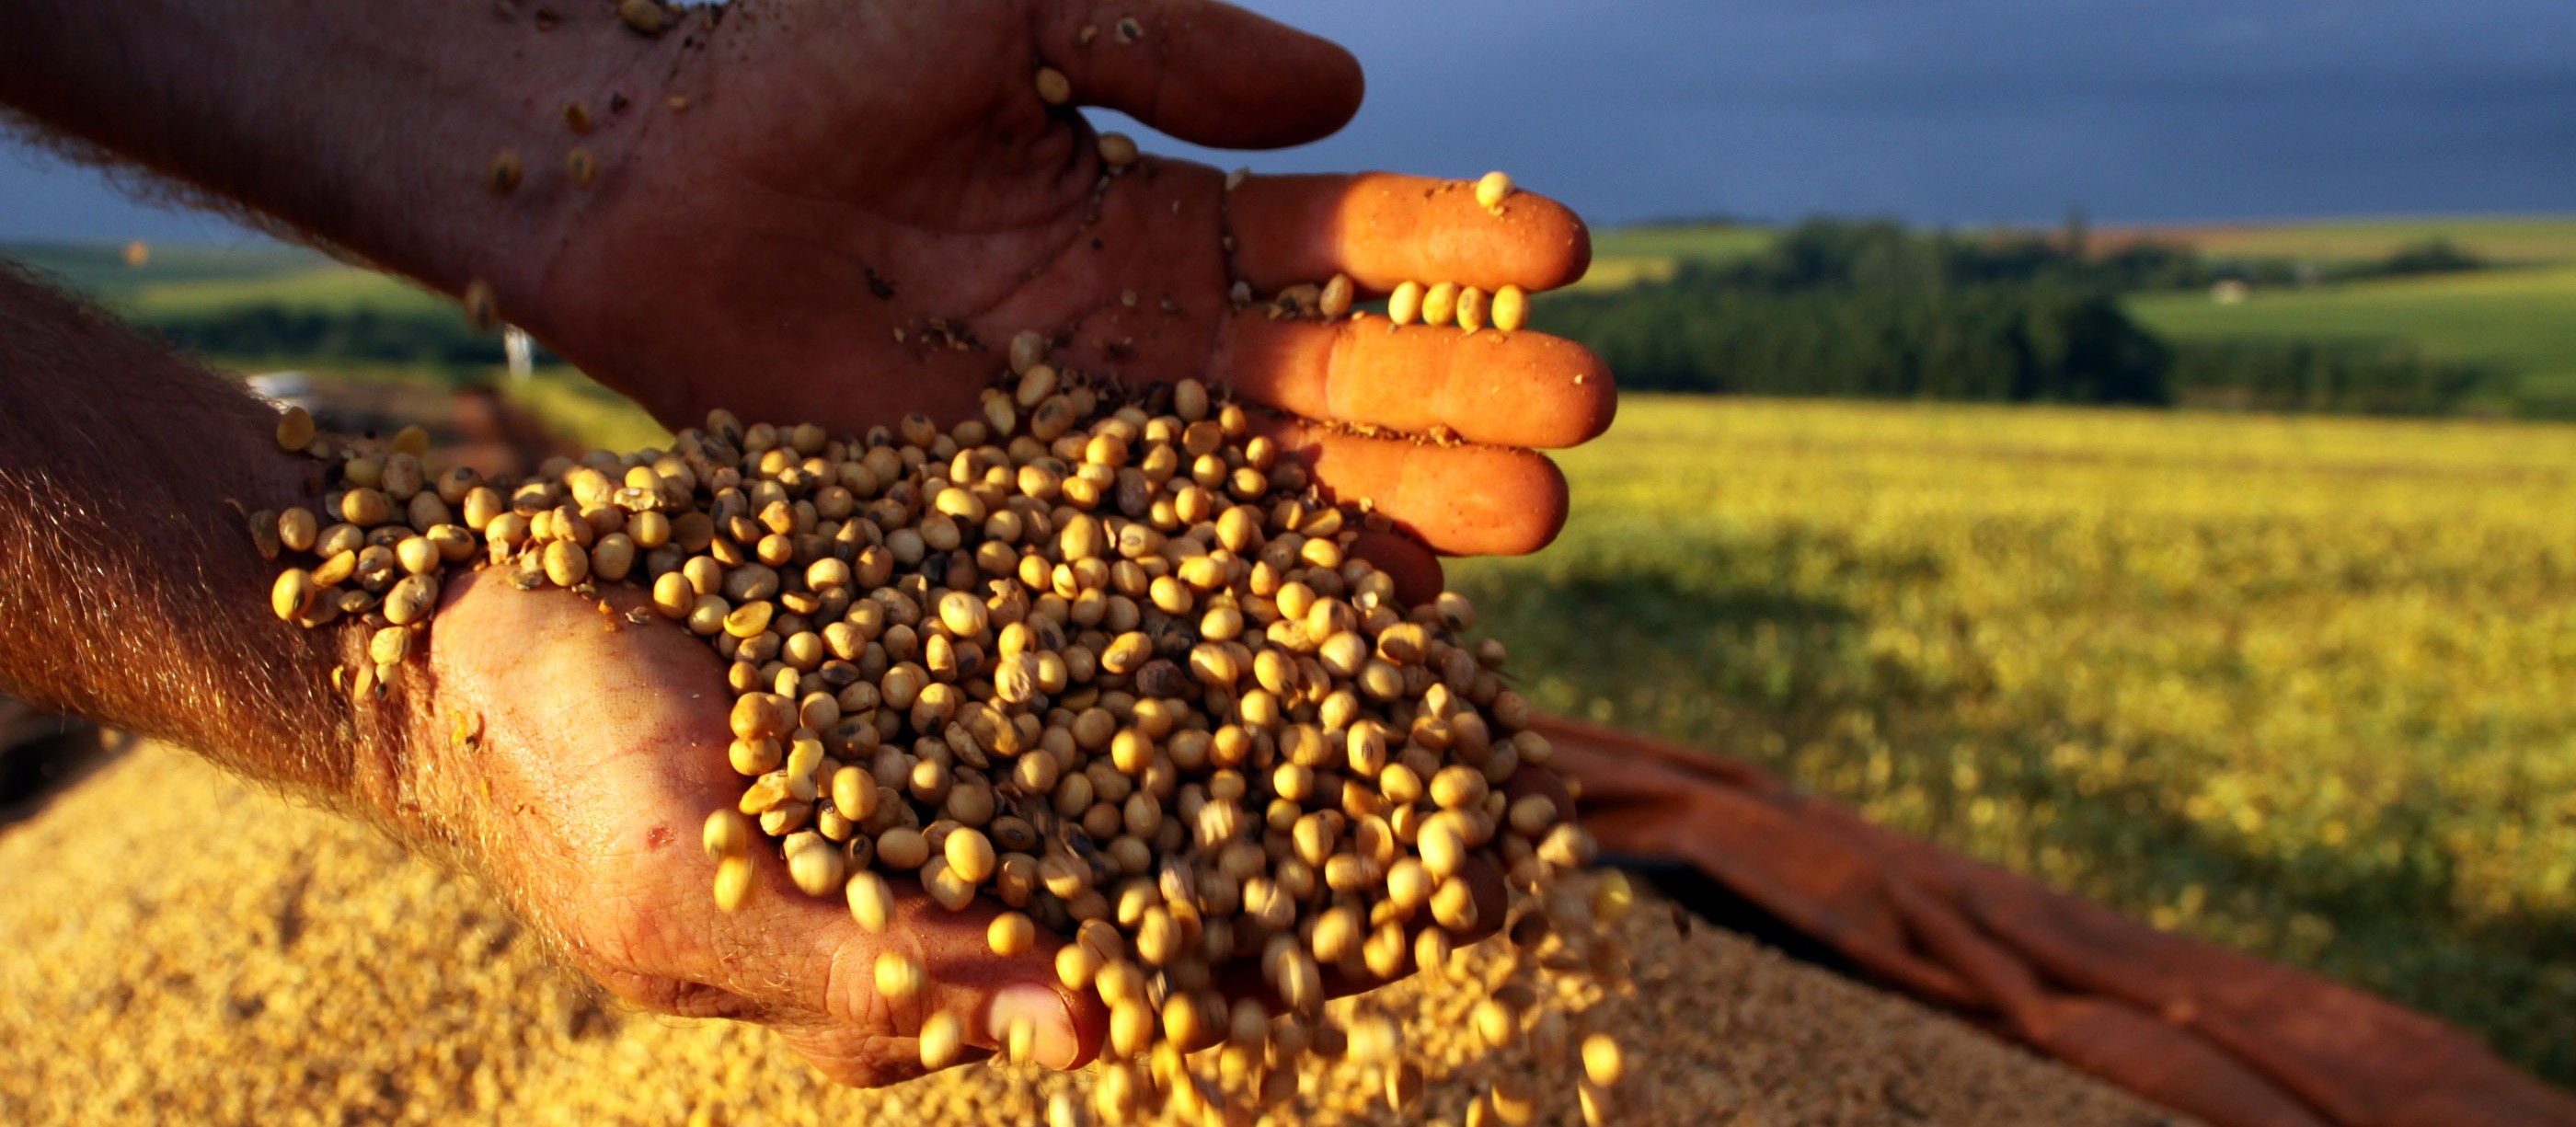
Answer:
[249,341,1630,1124]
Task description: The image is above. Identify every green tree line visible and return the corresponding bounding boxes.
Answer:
[148,305,545,368]
[1542,220,2496,413]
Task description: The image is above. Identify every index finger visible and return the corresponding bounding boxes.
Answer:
[1230,172,1593,294]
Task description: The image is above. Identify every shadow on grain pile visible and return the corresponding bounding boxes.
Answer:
[0,698,123,829]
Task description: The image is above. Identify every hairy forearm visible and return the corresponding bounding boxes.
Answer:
[0,265,405,813]
[0,0,680,311]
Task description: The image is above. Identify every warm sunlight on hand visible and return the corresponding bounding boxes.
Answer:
[417,569,1102,1086]
[525,0,1611,583]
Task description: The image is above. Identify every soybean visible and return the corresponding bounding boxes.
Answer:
[1097,132,1138,168]
[918,1010,964,1070]
[875,952,926,1004]
[1422,282,1459,327]
[988,911,1036,956]
[1492,283,1529,331]
[1034,66,1072,104]
[847,871,896,933]
[1388,281,1424,326]
[275,407,316,452]
[1582,1032,1626,1087]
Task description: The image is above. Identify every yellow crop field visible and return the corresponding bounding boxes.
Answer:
[1450,397,2576,1081]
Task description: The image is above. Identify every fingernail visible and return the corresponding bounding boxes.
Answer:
[987,983,1079,1070]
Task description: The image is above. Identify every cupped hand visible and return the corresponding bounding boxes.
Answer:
[405,566,1524,1086]
[413,568,1102,1086]
[525,0,1610,572]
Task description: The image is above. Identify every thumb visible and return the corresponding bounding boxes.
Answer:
[1034,0,1364,149]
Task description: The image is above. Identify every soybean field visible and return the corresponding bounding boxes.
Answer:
[1452,397,2576,1082]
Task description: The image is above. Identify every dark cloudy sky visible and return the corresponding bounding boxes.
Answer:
[6,0,2571,241]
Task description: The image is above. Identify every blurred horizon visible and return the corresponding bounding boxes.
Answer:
[6,0,2573,243]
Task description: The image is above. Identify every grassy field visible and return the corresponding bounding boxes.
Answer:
[2118,218,2576,412]
[7,239,447,317]
[1583,214,2576,284]
[2109,215,2576,266]
[1571,217,2576,412]
[6,240,658,449]
[1576,222,1775,290]
[1451,397,2576,1082]
[121,264,443,316]
[2130,264,2576,411]
[258,359,677,454]
[6,239,324,294]
[1572,222,1768,292]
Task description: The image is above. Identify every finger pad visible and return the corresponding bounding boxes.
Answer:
[1077,4,1363,149]
[1288,430,1567,557]
[1442,329,1617,448]
[1233,174,1593,293]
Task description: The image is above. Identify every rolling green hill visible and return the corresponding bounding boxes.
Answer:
[2107,215,2576,267]
[1569,215,2576,414]
[1576,222,1774,291]
[1580,214,2576,290]
[6,239,322,295]
[125,265,446,316]
[2128,265,2576,413]
[3,238,651,450]
[6,239,443,317]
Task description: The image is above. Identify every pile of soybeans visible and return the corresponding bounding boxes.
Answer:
[0,742,2179,1126]
[232,352,2184,1127]
[253,348,1626,1125]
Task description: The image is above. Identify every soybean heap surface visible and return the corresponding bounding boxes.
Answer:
[1451,396,2576,1084]
[0,744,2170,1126]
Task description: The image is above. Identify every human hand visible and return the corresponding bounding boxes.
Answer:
[403,563,1537,1087]
[6,0,1612,567]
[410,568,1105,1086]
[520,0,1610,572]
